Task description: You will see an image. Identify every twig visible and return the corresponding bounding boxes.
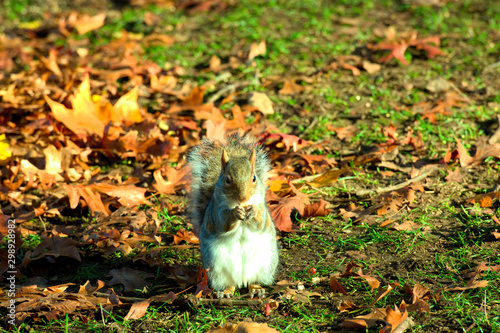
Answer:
[187,295,263,307]
[207,81,251,104]
[448,80,472,103]
[207,72,260,104]
[355,166,440,197]
[94,292,147,303]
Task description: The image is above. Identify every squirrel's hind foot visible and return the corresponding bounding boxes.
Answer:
[249,284,266,298]
[216,286,235,299]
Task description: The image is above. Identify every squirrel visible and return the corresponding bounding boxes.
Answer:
[187,132,279,298]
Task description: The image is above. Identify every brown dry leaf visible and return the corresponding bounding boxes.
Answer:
[248,40,266,60]
[108,267,155,292]
[381,305,408,333]
[153,166,189,194]
[73,12,106,35]
[208,322,279,333]
[194,266,211,298]
[302,200,331,218]
[67,183,150,215]
[339,308,386,329]
[78,280,106,295]
[40,49,62,77]
[338,299,361,312]
[260,131,310,152]
[250,92,274,115]
[340,261,381,291]
[267,183,310,232]
[494,215,500,227]
[329,277,347,295]
[172,229,199,245]
[278,79,306,95]
[307,168,348,188]
[357,271,381,291]
[445,167,463,182]
[362,60,381,73]
[17,237,82,273]
[456,138,474,167]
[467,192,500,208]
[461,262,500,278]
[124,299,153,320]
[445,276,489,291]
[494,230,500,239]
[404,283,431,313]
[372,283,399,304]
[392,220,419,231]
[327,125,357,140]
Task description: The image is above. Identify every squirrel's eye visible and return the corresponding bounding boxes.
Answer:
[252,175,256,182]
[225,176,231,184]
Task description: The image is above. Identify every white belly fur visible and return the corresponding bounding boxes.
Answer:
[204,224,276,291]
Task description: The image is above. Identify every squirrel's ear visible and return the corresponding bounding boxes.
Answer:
[249,149,256,168]
[221,149,230,171]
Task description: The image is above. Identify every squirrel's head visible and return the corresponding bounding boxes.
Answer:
[220,149,257,204]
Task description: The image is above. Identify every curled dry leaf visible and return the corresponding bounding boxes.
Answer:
[329,277,347,295]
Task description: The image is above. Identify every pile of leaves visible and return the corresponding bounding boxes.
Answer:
[0,1,499,332]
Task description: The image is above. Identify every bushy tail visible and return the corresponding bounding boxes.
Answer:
[186,132,270,235]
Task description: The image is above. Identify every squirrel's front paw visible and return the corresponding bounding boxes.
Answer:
[216,286,235,299]
[232,206,246,220]
[244,205,257,220]
[249,284,266,298]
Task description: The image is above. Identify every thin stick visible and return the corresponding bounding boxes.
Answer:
[356,166,439,197]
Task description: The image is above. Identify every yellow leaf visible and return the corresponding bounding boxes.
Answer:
[45,77,105,139]
[0,134,12,160]
[112,86,143,124]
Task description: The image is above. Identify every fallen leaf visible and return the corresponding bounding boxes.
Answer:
[250,92,274,115]
[445,276,489,291]
[307,168,348,188]
[278,79,306,95]
[267,182,309,232]
[362,60,381,74]
[124,299,152,320]
[456,138,474,167]
[108,267,155,292]
[208,322,279,333]
[381,305,408,333]
[329,277,347,295]
[73,12,106,35]
[302,200,331,218]
[248,40,266,60]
